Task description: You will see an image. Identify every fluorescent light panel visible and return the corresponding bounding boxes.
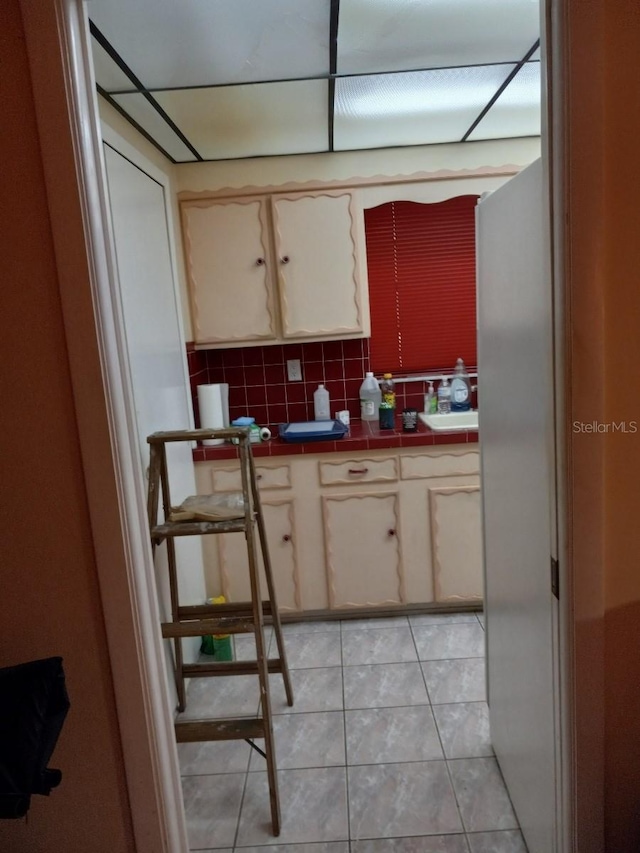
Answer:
[337,0,541,74]
[90,0,331,91]
[151,80,329,160]
[335,65,515,150]
[468,62,541,140]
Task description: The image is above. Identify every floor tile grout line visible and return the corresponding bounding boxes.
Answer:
[230,745,251,851]
[412,623,468,833]
[339,625,352,843]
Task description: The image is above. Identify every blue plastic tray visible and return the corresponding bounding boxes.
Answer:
[278,420,349,443]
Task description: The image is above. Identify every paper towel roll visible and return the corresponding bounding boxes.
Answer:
[198,384,228,445]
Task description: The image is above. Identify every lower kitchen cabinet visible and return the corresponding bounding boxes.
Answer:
[428,485,483,601]
[322,491,404,608]
[194,443,482,613]
[210,499,301,612]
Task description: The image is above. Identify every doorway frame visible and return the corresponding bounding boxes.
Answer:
[19,1,190,850]
[18,0,603,850]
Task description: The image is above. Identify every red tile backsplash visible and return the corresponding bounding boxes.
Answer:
[187,339,373,428]
[186,339,476,430]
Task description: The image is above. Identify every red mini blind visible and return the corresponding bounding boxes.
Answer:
[364,196,479,375]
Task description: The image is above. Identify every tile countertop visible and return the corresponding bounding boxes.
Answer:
[193,418,479,462]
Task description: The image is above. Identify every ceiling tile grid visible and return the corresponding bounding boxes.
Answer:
[88,0,541,163]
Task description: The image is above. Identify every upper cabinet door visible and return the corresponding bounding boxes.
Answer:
[272,192,363,338]
[182,198,276,344]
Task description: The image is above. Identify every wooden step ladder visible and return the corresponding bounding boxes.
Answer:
[146,427,294,836]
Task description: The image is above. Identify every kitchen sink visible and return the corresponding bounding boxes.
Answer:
[418,411,479,432]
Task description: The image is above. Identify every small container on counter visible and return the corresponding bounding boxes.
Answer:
[313,384,331,420]
[335,410,350,431]
[402,407,418,432]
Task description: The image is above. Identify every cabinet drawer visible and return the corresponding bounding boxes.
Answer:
[319,457,398,486]
[401,450,480,480]
[210,464,291,493]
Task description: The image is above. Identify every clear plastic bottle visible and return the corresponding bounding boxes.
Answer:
[450,358,472,412]
[359,372,381,422]
[313,384,331,420]
[379,373,396,429]
[380,373,396,408]
[425,381,435,414]
[437,377,451,414]
[430,383,438,413]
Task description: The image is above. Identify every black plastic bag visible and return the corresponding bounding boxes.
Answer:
[0,657,70,819]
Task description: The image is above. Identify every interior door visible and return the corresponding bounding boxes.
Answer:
[102,142,206,676]
[476,158,558,853]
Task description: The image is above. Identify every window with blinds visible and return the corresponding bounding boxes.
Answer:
[364,196,479,375]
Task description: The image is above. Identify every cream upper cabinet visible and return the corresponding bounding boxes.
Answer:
[181,197,276,344]
[272,192,364,338]
[180,189,369,347]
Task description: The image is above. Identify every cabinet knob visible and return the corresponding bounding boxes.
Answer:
[388,529,396,537]
[256,257,265,266]
[282,534,292,543]
[256,474,263,480]
[348,467,369,475]
[280,255,290,265]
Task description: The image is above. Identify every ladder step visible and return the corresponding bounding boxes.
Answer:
[177,601,274,619]
[161,617,255,639]
[175,717,266,743]
[182,659,284,678]
[152,517,252,538]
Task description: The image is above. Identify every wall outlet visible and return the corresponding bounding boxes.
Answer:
[287,359,302,381]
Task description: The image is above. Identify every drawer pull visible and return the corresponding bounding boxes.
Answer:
[280,255,290,265]
[388,529,396,537]
[282,534,291,543]
[256,474,263,480]
[348,467,369,475]
[255,257,265,266]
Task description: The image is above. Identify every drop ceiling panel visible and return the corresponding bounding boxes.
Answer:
[337,0,540,74]
[335,65,514,151]
[111,93,198,161]
[468,62,541,141]
[151,80,329,160]
[90,36,135,92]
[89,0,330,90]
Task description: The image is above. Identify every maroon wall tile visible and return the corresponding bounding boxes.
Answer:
[186,337,440,430]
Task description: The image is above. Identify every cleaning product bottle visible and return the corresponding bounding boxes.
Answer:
[430,383,438,413]
[359,372,381,422]
[450,358,472,412]
[437,376,451,414]
[379,373,396,429]
[425,381,436,414]
[313,384,331,420]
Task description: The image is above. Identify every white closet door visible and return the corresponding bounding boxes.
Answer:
[103,143,206,668]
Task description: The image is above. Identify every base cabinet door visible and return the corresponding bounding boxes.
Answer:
[322,491,404,608]
[218,500,301,611]
[429,486,483,602]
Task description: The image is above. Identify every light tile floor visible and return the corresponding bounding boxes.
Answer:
[178,613,528,853]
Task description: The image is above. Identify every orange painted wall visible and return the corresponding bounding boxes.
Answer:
[0,2,135,851]
[568,1,640,850]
